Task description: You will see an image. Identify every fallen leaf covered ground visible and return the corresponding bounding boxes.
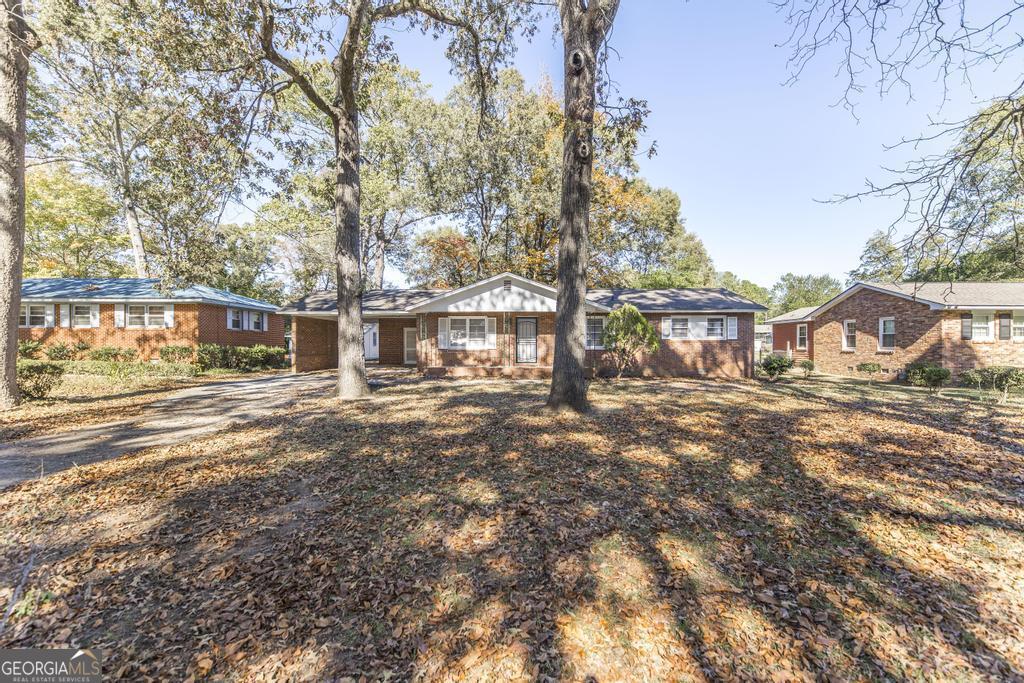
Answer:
[1,373,1022,681]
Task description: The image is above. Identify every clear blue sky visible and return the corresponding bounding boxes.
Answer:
[363,3,1014,289]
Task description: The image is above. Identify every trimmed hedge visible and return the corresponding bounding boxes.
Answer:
[160,345,194,363]
[16,360,65,399]
[88,346,138,362]
[52,360,198,378]
[960,366,1024,403]
[196,343,287,372]
[905,362,951,394]
[759,354,794,381]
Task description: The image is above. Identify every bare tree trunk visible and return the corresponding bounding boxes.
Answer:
[0,0,33,409]
[372,231,386,289]
[334,109,371,399]
[124,199,150,278]
[547,0,618,412]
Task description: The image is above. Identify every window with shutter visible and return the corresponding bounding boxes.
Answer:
[998,313,1011,340]
[842,320,856,350]
[72,304,93,328]
[961,313,972,340]
[670,318,688,339]
[706,317,725,339]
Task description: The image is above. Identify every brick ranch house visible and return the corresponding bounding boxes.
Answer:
[769,281,1024,379]
[280,272,767,378]
[18,278,285,360]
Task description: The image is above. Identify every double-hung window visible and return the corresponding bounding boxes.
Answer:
[878,317,896,350]
[251,311,264,332]
[19,304,46,328]
[1014,314,1024,339]
[670,317,689,339]
[449,317,487,350]
[127,304,165,328]
[72,304,93,328]
[972,313,993,341]
[706,317,725,339]
[842,320,856,350]
[796,323,808,350]
[229,308,243,330]
[586,317,606,349]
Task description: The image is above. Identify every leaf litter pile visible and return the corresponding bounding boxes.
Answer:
[1,376,1022,681]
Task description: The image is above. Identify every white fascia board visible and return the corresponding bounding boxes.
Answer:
[652,309,763,314]
[22,296,278,311]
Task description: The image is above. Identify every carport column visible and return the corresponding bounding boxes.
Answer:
[290,316,298,374]
[417,313,426,372]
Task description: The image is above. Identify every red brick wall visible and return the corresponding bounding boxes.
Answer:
[814,288,944,379]
[18,303,199,360]
[376,317,418,365]
[412,311,755,378]
[292,317,338,373]
[770,321,813,362]
[196,304,286,348]
[939,312,1024,375]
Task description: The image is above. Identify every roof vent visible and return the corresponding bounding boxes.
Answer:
[503,279,511,291]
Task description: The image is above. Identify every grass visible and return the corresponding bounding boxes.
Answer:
[0,373,1022,681]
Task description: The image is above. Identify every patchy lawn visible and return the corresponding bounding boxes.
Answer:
[0,370,289,443]
[1,375,1022,681]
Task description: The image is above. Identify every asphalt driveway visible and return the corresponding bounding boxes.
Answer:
[0,372,336,490]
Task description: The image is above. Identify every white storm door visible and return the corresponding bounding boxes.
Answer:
[403,328,417,365]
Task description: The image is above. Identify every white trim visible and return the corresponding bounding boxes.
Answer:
[877,317,896,351]
[407,272,612,313]
[19,297,277,311]
[1013,313,1024,340]
[18,303,48,329]
[126,303,170,329]
[228,307,244,331]
[727,316,738,340]
[842,319,856,351]
[796,323,808,350]
[114,303,126,328]
[970,310,994,341]
[446,316,492,350]
[403,327,418,365]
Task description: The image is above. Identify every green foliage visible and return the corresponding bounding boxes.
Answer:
[600,305,660,378]
[196,343,287,372]
[87,346,139,362]
[856,362,882,385]
[905,362,951,394]
[72,341,91,357]
[759,354,794,381]
[16,361,66,399]
[160,345,195,364]
[44,342,75,361]
[799,359,815,378]
[51,360,198,378]
[24,165,128,277]
[17,340,43,359]
[961,366,1024,404]
[769,273,843,319]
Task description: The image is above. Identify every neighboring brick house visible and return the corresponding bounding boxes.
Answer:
[18,278,285,360]
[766,306,816,363]
[769,281,1024,380]
[280,272,766,378]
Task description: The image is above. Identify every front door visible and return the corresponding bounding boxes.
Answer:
[516,317,538,363]
[403,328,417,365]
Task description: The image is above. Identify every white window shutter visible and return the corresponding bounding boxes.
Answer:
[89,304,100,328]
[114,304,125,328]
[226,307,233,329]
[486,317,497,349]
[438,317,449,350]
[60,304,70,328]
[727,316,738,340]
[661,317,671,339]
[164,304,175,328]
[44,304,55,328]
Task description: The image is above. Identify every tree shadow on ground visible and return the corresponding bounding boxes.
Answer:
[1,378,1022,681]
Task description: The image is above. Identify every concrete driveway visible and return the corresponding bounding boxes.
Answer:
[0,372,336,490]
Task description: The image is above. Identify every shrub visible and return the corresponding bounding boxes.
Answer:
[17,340,42,359]
[959,368,985,395]
[759,354,794,381]
[905,362,951,394]
[799,359,815,378]
[986,366,1024,404]
[197,343,287,372]
[160,345,194,364]
[856,362,882,385]
[600,304,660,378]
[16,360,65,399]
[44,342,75,361]
[52,360,198,378]
[72,341,91,358]
[88,346,138,362]
[196,343,229,371]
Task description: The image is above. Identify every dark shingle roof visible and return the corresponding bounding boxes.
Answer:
[21,278,278,311]
[585,288,768,312]
[279,289,447,314]
[765,306,819,324]
[864,281,1024,307]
